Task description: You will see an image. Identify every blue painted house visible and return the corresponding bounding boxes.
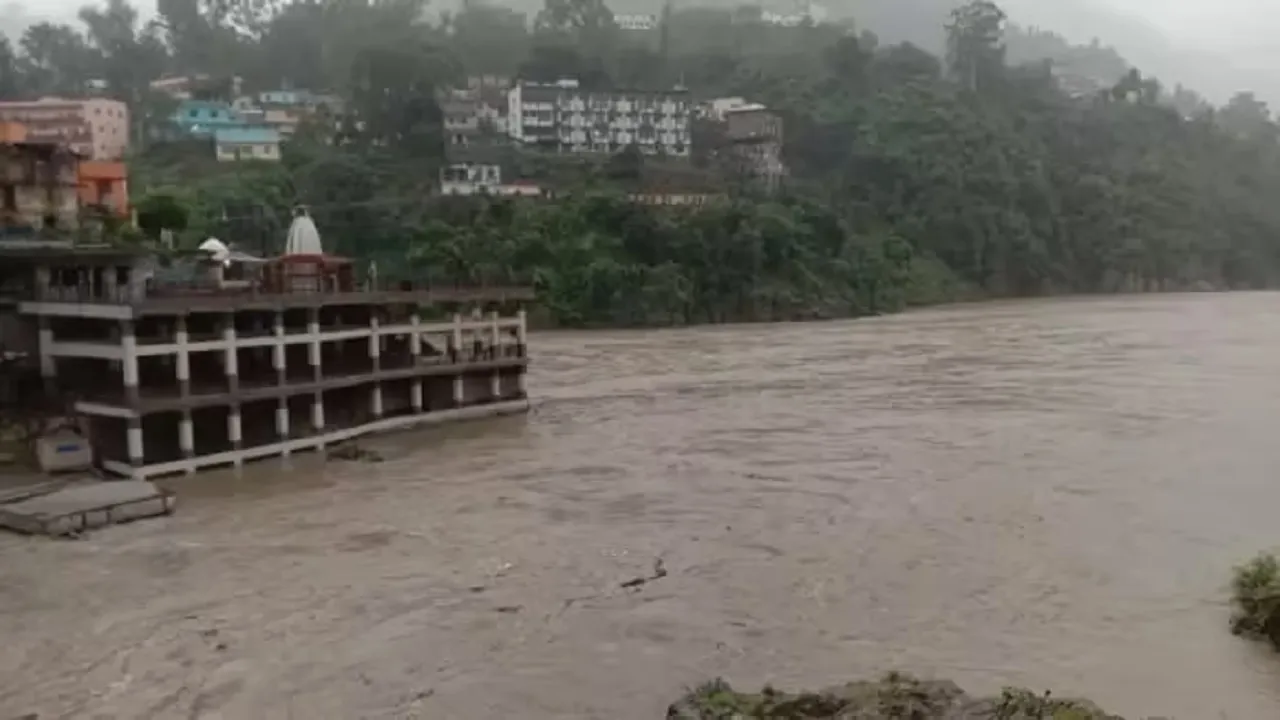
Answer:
[214,126,281,162]
[171,100,247,138]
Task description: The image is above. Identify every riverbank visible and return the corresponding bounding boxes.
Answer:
[668,674,1125,719]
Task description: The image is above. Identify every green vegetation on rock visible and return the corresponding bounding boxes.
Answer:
[667,674,1126,719]
[1230,552,1280,650]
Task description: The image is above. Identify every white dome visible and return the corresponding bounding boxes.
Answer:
[285,213,323,255]
[198,237,230,262]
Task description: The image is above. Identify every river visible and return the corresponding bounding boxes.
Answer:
[3,294,1280,719]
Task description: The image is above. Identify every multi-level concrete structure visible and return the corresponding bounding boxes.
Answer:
[6,218,533,479]
[443,76,510,147]
[0,123,81,235]
[507,78,692,156]
[0,97,130,160]
[702,97,786,189]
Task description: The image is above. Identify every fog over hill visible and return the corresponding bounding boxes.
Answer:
[3,0,1278,105]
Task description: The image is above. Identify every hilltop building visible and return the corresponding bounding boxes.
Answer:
[443,76,511,148]
[506,78,691,157]
[167,99,282,162]
[234,90,343,140]
[702,97,786,189]
[0,97,130,160]
[613,13,659,30]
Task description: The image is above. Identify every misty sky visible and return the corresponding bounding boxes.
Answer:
[10,0,1280,93]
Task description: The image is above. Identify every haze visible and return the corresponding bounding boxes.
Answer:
[3,0,1278,103]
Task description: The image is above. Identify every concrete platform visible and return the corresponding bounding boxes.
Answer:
[0,480,175,537]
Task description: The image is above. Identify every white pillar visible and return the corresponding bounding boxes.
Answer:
[412,379,423,411]
[409,315,421,357]
[37,319,54,380]
[371,384,383,418]
[451,313,463,362]
[453,375,463,406]
[273,312,285,373]
[222,316,238,378]
[368,315,380,359]
[126,419,143,466]
[489,310,500,358]
[517,308,528,347]
[121,321,138,392]
[175,316,189,383]
[179,411,194,473]
[276,400,290,458]
[312,393,325,430]
[307,311,321,369]
[227,405,242,466]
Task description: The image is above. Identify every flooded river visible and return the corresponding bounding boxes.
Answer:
[5,294,1280,719]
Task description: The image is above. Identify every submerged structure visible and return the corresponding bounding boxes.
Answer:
[0,212,532,479]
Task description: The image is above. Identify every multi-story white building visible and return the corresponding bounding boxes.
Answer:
[614,13,659,30]
[506,79,691,157]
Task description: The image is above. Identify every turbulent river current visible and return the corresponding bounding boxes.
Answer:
[5,294,1280,718]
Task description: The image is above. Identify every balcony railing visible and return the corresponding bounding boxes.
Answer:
[28,277,536,306]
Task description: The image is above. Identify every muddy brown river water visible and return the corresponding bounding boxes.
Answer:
[4,294,1280,719]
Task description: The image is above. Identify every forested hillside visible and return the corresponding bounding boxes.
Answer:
[4,0,1280,327]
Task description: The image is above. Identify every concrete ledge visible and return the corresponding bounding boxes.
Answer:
[102,399,531,479]
[0,480,175,536]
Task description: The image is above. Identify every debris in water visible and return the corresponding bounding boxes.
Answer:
[620,556,668,590]
[326,443,384,463]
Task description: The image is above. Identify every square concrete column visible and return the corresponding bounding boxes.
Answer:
[311,392,325,431]
[307,308,321,381]
[127,417,144,469]
[175,316,191,397]
[489,311,500,360]
[411,379,423,412]
[517,309,528,357]
[371,383,383,418]
[276,400,290,455]
[121,320,139,407]
[179,410,195,473]
[37,316,55,394]
[409,315,421,358]
[453,375,464,407]
[227,404,243,466]
[369,314,381,372]
[222,315,238,393]
[273,312,286,386]
[451,314,463,363]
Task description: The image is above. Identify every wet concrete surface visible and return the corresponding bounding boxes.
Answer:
[4,294,1280,718]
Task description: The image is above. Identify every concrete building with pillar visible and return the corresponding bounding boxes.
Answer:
[1,242,533,479]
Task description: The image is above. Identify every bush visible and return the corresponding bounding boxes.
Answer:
[1230,552,1280,649]
[667,673,1126,719]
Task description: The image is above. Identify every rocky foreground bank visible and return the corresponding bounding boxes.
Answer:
[666,673,1154,719]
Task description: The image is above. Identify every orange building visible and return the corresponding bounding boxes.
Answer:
[77,160,129,218]
[0,121,28,143]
